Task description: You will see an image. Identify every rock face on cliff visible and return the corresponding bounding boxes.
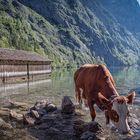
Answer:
[100,0,140,37]
[0,0,140,67]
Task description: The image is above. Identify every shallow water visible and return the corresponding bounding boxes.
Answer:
[0,68,75,106]
[0,66,140,139]
[0,66,140,106]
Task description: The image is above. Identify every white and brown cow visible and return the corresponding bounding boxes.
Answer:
[74,64,135,134]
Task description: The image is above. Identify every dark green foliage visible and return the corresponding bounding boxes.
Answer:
[0,0,140,67]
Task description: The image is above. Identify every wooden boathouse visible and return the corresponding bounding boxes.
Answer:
[0,48,52,83]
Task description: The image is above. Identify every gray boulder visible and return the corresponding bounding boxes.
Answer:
[61,96,75,114]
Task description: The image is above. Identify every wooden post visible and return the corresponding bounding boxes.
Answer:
[27,64,29,80]
[2,64,5,84]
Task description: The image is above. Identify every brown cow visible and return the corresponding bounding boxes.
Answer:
[74,64,135,134]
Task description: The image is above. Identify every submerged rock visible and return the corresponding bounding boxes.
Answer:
[61,96,75,114]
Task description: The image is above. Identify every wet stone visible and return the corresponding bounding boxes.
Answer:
[0,118,13,130]
[38,123,52,130]
[0,98,106,140]
[41,114,57,122]
[80,131,100,140]
[62,113,74,119]
[53,123,68,131]
[73,122,86,136]
[74,119,86,125]
[61,96,75,114]
[23,114,36,125]
[40,116,56,127]
[45,127,62,136]
[87,121,103,133]
[9,110,23,122]
[0,108,10,121]
[0,130,14,140]
[36,109,47,116]
[62,119,72,126]
[46,103,57,112]
[73,120,87,136]
[45,127,75,140]
[30,110,40,119]
[34,100,48,110]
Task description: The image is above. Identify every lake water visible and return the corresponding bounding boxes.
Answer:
[0,66,140,138]
[0,66,140,106]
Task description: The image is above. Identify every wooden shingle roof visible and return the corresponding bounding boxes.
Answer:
[0,48,51,65]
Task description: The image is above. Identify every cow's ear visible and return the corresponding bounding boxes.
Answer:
[126,91,136,104]
[98,93,110,107]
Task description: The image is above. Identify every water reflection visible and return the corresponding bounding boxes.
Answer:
[110,66,140,104]
[0,66,140,106]
[110,66,140,94]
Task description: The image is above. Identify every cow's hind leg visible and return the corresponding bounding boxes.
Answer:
[88,100,96,121]
[75,87,83,107]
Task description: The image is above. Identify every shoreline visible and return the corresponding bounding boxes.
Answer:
[0,96,140,140]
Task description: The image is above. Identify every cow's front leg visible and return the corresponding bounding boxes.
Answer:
[105,110,110,124]
[88,100,96,121]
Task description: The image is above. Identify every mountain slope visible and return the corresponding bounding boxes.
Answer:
[100,0,140,37]
[0,0,140,67]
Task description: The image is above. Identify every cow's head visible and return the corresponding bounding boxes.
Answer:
[98,92,135,134]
